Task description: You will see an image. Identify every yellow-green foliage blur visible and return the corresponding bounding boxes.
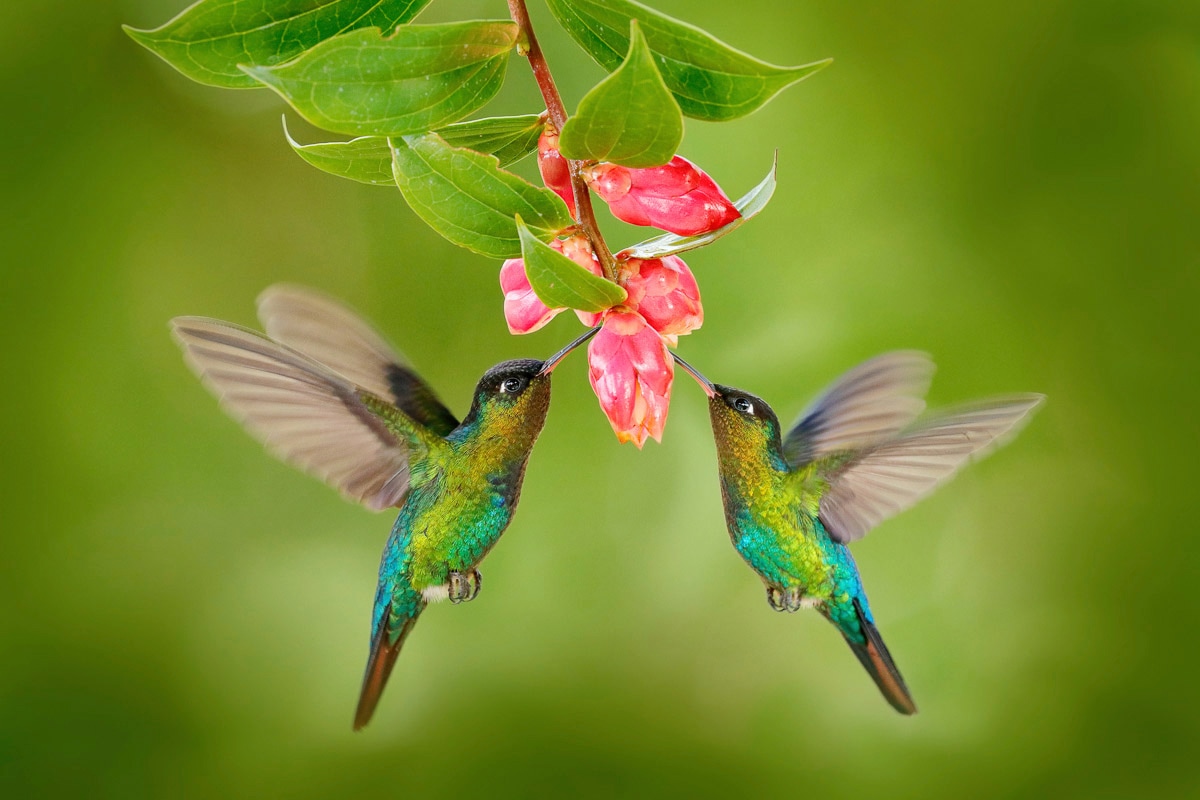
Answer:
[2,0,1196,797]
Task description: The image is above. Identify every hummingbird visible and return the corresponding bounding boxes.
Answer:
[170,284,597,729]
[672,351,1043,714]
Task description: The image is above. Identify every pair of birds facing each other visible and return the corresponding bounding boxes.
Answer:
[172,285,1042,728]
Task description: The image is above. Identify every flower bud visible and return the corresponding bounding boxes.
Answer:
[499,235,602,334]
[587,312,674,447]
[619,256,703,337]
[500,257,560,335]
[537,127,575,216]
[586,156,740,236]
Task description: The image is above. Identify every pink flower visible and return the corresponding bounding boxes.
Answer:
[619,256,703,338]
[585,156,740,236]
[587,312,674,448]
[537,128,575,216]
[499,235,601,334]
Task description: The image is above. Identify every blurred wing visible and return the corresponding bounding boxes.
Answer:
[172,316,430,511]
[783,351,936,468]
[256,284,459,437]
[818,395,1044,543]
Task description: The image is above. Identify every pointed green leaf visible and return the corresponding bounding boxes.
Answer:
[518,220,626,312]
[124,0,430,89]
[558,21,682,168]
[285,115,545,186]
[240,22,518,136]
[623,154,777,258]
[285,121,395,186]
[435,115,546,167]
[390,134,573,259]
[545,0,831,121]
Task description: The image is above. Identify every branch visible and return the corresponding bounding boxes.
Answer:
[507,0,618,282]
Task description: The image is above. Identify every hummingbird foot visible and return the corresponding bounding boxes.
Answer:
[766,585,810,613]
[766,586,787,612]
[448,569,483,604]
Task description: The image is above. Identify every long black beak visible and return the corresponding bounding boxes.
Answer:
[671,352,717,397]
[539,326,601,375]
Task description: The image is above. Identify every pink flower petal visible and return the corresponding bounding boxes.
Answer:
[619,256,703,336]
[587,312,675,447]
[538,128,576,217]
[499,258,562,334]
[586,156,740,236]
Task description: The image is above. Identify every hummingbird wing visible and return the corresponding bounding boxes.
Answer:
[782,352,935,469]
[172,316,443,511]
[817,395,1043,543]
[256,284,459,437]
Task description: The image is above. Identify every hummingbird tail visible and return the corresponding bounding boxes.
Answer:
[842,598,918,715]
[353,610,421,731]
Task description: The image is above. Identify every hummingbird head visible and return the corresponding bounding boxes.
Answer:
[458,327,599,437]
[707,384,785,458]
[463,358,554,432]
[672,352,785,461]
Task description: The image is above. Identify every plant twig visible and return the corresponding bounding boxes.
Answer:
[507,0,619,281]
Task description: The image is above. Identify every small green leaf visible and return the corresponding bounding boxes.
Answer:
[623,154,777,258]
[241,22,518,136]
[545,0,830,121]
[285,115,544,186]
[518,220,627,312]
[558,21,682,168]
[124,0,430,89]
[285,120,395,186]
[436,115,546,167]
[390,134,573,259]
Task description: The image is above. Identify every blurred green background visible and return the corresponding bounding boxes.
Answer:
[3,0,1197,796]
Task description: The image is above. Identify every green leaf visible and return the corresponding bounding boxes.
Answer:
[284,115,544,186]
[241,22,518,136]
[623,154,777,258]
[517,220,626,312]
[124,0,430,89]
[390,133,573,259]
[558,21,682,168]
[436,115,545,167]
[545,0,831,121]
[284,120,395,186]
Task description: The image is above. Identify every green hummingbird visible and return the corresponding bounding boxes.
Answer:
[673,351,1042,714]
[171,285,597,729]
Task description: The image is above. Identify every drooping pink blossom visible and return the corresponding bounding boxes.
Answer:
[537,127,575,216]
[587,312,674,448]
[585,156,740,236]
[499,258,559,334]
[619,256,703,338]
[499,235,602,334]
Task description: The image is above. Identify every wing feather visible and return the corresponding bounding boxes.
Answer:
[256,285,459,436]
[818,395,1044,543]
[783,352,936,468]
[172,316,424,511]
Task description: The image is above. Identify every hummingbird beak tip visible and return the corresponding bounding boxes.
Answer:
[539,326,601,375]
[671,352,717,397]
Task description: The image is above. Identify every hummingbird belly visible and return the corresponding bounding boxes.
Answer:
[729,507,835,600]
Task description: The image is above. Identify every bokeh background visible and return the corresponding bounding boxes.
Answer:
[3,0,1197,796]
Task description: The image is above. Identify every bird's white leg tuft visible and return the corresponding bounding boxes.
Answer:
[421,584,450,603]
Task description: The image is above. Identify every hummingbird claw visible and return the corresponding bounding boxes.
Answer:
[784,586,805,613]
[766,585,807,612]
[766,586,787,612]
[448,569,483,604]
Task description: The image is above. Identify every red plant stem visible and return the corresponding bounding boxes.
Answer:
[507,0,618,282]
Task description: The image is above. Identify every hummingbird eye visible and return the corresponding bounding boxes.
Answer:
[499,377,526,395]
[732,397,754,415]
